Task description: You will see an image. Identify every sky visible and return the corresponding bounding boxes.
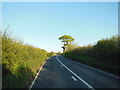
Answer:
[2,2,118,52]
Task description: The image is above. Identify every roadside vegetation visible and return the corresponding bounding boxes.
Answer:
[47,51,56,57]
[64,35,119,76]
[1,29,49,88]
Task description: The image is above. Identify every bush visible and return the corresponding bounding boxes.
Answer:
[1,30,48,88]
[64,35,119,75]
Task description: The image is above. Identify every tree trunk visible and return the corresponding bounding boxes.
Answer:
[63,48,65,53]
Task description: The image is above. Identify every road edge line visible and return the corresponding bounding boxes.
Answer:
[63,56,120,79]
[29,58,48,90]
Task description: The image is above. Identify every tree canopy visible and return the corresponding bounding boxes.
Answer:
[59,35,74,53]
[59,35,74,45]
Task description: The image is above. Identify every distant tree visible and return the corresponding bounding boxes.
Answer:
[47,51,56,57]
[57,51,62,55]
[59,35,74,53]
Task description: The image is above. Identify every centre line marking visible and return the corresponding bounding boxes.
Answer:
[71,76,77,81]
[61,65,63,67]
[56,55,95,90]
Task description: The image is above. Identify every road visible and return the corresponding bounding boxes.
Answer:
[31,55,120,89]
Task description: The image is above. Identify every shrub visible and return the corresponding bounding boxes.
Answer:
[64,35,119,75]
[1,30,48,88]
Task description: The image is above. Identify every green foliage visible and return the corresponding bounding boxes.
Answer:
[47,51,56,57]
[59,35,74,44]
[1,31,48,88]
[59,35,74,53]
[66,43,78,52]
[0,32,2,62]
[94,35,119,64]
[56,51,62,55]
[64,35,119,75]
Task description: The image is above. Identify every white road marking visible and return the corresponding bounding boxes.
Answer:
[65,56,120,79]
[56,56,95,90]
[71,76,77,81]
[61,65,63,67]
[78,63,120,79]
[29,59,47,90]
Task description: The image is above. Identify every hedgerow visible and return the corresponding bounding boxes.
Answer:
[64,35,119,75]
[1,31,48,88]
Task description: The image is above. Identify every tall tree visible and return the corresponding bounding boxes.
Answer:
[59,35,74,53]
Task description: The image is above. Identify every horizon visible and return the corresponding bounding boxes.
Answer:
[2,2,118,52]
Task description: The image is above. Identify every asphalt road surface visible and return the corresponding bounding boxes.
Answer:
[31,55,120,89]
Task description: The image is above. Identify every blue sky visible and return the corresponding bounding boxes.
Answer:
[2,2,118,52]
